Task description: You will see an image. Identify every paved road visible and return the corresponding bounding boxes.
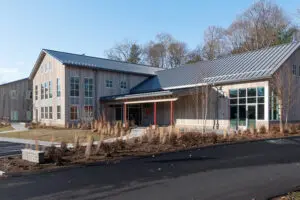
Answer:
[0,141,24,157]
[1,137,300,200]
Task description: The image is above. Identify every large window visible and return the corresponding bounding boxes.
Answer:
[70,77,79,104]
[45,82,48,99]
[49,106,53,119]
[49,81,52,98]
[229,87,265,128]
[84,78,93,118]
[35,85,38,100]
[41,107,44,119]
[70,106,78,120]
[57,106,61,120]
[45,107,48,119]
[41,84,44,99]
[57,78,61,97]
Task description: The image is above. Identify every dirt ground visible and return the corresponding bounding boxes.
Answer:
[0,128,110,143]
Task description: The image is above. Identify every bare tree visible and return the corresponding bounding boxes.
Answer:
[105,40,143,64]
[227,0,291,54]
[269,64,298,133]
[185,46,203,64]
[168,42,188,68]
[202,26,229,60]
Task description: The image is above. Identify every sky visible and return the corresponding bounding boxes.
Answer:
[0,0,299,84]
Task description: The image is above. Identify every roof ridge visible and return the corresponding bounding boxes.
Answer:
[43,49,159,69]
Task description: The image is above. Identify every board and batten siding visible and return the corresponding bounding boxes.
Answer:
[64,66,149,124]
[0,79,32,122]
[171,80,269,130]
[32,54,66,126]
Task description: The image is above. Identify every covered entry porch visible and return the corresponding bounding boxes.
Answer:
[101,91,178,126]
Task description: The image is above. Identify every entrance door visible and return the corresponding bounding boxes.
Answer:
[247,105,256,129]
[128,105,141,126]
[11,111,18,121]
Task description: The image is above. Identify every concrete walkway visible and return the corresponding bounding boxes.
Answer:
[0,122,29,134]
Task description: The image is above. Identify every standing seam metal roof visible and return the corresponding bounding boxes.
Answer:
[131,42,300,93]
[35,49,163,76]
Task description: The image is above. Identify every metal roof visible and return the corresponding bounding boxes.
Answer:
[131,42,300,92]
[29,49,162,79]
[101,90,173,101]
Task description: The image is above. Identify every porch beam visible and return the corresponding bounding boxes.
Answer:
[170,101,174,126]
[124,98,178,105]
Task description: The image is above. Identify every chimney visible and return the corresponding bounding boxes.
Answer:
[292,30,300,42]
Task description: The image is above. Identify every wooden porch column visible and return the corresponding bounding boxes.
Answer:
[123,103,127,125]
[153,102,157,125]
[170,101,174,126]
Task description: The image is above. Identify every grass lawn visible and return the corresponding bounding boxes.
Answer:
[0,126,14,132]
[0,128,109,143]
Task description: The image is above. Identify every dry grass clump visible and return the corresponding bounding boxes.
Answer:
[85,135,94,159]
[288,124,297,135]
[44,145,63,165]
[259,125,267,134]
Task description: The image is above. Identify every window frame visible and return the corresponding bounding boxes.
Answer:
[57,78,61,97]
[35,85,38,100]
[105,79,113,88]
[70,77,80,105]
[57,105,61,120]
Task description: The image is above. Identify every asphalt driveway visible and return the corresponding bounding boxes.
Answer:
[1,137,300,200]
[0,141,25,157]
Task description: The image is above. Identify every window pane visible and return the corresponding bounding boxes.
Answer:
[257,87,264,96]
[229,89,237,98]
[247,97,256,103]
[258,104,265,120]
[230,99,237,104]
[239,89,246,97]
[247,88,256,97]
[239,105,246,126]
[258,97,264,103]
[239,98,246,104]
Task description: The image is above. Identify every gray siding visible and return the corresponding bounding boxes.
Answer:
[0,79,32,122]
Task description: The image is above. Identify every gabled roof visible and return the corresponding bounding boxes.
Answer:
[131,42,300,93]
[29,49,163,79]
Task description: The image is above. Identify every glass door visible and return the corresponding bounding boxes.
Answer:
[247,105,256,129]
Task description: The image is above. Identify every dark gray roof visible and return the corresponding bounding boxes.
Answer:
[30,49,162,79]
[131,42,300,92]
[101,90,173,101]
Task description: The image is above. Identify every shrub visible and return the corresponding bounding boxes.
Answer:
[288,124,297,135]
[259,125,267,134]
[112,139,126,151]
[100,143,112,157]
[150,134,160,145]
[270,126,280,135]
[179,132,201,146]
[45,146,63,165]
[73,133,80,150]
[205,132,218,144]
[141,134,149,143]
[60,141,68,153]
[168,133,178,146]
[296,123,300,131]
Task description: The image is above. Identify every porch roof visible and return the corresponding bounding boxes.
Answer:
[100,90,173,102]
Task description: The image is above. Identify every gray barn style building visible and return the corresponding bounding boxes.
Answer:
[29,42,300,130]
[0,78,32,122]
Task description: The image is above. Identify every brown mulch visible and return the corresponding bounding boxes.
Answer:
[1,131,300,175]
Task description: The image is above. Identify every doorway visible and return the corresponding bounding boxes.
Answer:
[128,105,141,126]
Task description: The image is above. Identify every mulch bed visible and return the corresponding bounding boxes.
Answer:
[1,131,300,175]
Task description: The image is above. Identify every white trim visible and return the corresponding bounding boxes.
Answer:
[125,98,178,105]
[163,83,206,90]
